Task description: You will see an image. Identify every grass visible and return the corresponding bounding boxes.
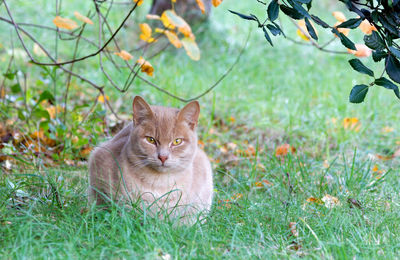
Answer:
[1,0,400,258]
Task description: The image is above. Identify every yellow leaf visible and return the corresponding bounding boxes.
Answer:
[97,95,109,103]
[139,23,156,43]
[74,11,93,25]
[133,0,144,6]
[137,56,154,76]
[343,117,361,131]
[372,165,379,172]
[33,43,46,57]
[382,126,394,133]
[322,194,341,208]
[196,0,206,14]
[296,20,317,41]
[212,0,223,7]
[306,197,324,205]
[181,37,200,60]
[53,16,78,30]
[46,105,64,119]
[114,50,133,61]
[332,11,346,22]
[161,10,193,38]
[359,20,376,35]
[164,30,182,48]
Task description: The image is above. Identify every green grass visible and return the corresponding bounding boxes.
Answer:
[1,0,400,258]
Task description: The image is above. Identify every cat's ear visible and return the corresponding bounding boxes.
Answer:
[132,96,154,125]
[178,101,200,130]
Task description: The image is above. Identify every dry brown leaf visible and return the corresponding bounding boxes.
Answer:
[275,144,296,157]
[322,194,341,208]
[289,222,299,237]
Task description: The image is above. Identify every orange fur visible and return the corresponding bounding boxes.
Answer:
[89,96,213,223]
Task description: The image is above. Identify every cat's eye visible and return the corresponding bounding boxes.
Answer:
[172,138,183,146]
[146,136,156,144]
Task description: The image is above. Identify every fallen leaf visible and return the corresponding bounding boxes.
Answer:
[53,16,78,30]
[347,198,363,209]
[322,194,341,208]
[114,50,133,61]
[275,144,296,157]
[343,117,361,131]
[306,197,324,205]
[74,11,93,25]
[289,222,298,237]
[332,11,346,22]
[382,126,394,133]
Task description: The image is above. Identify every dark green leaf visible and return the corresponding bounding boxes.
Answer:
[337,18,362,29]
[267,0,279,22]
[266,24,281,36]
[349,84,369,103]
[304,17,318,40]
[386,55,400,84]
[262,26,274,46]
[364,31,385,50]
[289,0,310,18]
[389,46,400,59]
[229,10,258,21]
[374,77,400,99]
[280,5,303,19]
[311,15,329,28]
[332,28,356,50]
[295,0,311,3]
[372,50,388,62]
[11,83,21,93]
[349,59,375,77]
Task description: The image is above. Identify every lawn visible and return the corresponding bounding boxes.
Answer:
[1,0,399,258]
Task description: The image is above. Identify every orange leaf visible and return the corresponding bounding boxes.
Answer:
[347,44,371,57]
[306,197,323,205]
[212,0,223,7]
[161,10,193,38]
[139,23,156,43]
[137,56,154,76]
[53,16,78,30]
[74,11,93,25]
[332,11,346,22]
[275,144,296,157]
[333,22,350,36]
[114,50,133,61]
[97,95,110,103]
[181,37,200,60]
[196,0,206,14]
[359,20,377,35]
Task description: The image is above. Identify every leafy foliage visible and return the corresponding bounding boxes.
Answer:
[229,0,400,103]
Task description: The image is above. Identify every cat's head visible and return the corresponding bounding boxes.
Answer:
[130,96,200,173]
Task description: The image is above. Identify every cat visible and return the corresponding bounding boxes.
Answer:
[88,96,213,223]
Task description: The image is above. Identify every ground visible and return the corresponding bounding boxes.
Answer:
[0,0,399,258]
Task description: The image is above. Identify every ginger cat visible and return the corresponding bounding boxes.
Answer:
[88,96,213,222]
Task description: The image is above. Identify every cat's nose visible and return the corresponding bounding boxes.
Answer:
[158,155,168,164]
